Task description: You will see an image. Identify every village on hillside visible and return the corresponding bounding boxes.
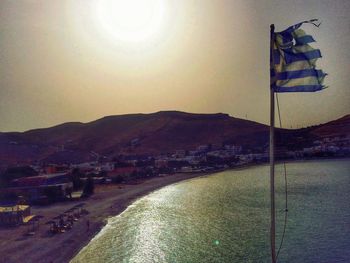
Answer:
[1,132,349,229]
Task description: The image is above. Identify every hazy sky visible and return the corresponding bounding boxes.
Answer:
[1,0,349,132]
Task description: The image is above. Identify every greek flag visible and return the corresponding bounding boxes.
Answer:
[271,19,327,92]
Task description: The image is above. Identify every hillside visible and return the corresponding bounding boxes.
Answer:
[310,114,350,137]
[0,111,348,165]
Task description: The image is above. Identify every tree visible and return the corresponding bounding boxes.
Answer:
[44,187,59,203]
[71,168,84,190]
[82,175,94,197]
[0,166,38,188]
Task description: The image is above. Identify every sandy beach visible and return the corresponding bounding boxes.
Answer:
[0,172,212,263]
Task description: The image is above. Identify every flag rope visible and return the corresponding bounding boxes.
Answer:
[275,93,289,261]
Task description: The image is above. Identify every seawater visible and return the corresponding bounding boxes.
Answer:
[71,159,350,263]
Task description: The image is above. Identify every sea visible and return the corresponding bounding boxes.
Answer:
[71,159,350,263]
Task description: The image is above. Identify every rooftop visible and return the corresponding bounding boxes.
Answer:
[0,205,30,213]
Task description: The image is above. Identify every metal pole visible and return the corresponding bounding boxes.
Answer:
[270,24,277,263]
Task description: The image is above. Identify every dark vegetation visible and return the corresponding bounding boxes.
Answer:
[82,175,94,197]
[0,166,37,188]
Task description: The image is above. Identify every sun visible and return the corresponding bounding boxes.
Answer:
[96,0,166,43]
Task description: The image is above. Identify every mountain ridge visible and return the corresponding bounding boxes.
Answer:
[0,111,348,165]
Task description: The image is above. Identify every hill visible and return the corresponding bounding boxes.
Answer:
[0,111,348,165]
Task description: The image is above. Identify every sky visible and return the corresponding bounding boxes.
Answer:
[0,0,349,132]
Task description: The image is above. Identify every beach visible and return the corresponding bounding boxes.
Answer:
[0,172,210,263]
[70,159,350,263]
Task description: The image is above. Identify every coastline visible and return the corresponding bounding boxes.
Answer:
[0,171,217,263]
[1,158,346,263]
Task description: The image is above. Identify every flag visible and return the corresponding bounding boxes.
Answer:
[271,19,327,92]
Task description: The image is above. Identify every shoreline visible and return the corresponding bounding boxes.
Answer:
[0,171,219,263]
[1,158,346,263]
[70,171,218,261]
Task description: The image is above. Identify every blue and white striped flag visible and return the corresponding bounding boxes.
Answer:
[271,19,327,92]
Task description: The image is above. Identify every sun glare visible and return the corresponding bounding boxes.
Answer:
[96,0,166,43]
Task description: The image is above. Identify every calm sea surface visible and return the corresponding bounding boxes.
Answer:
[72,159,350,263]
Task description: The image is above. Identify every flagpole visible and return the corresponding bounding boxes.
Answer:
[270,24,277,263]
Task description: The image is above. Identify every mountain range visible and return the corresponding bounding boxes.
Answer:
[0,111,349,166]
